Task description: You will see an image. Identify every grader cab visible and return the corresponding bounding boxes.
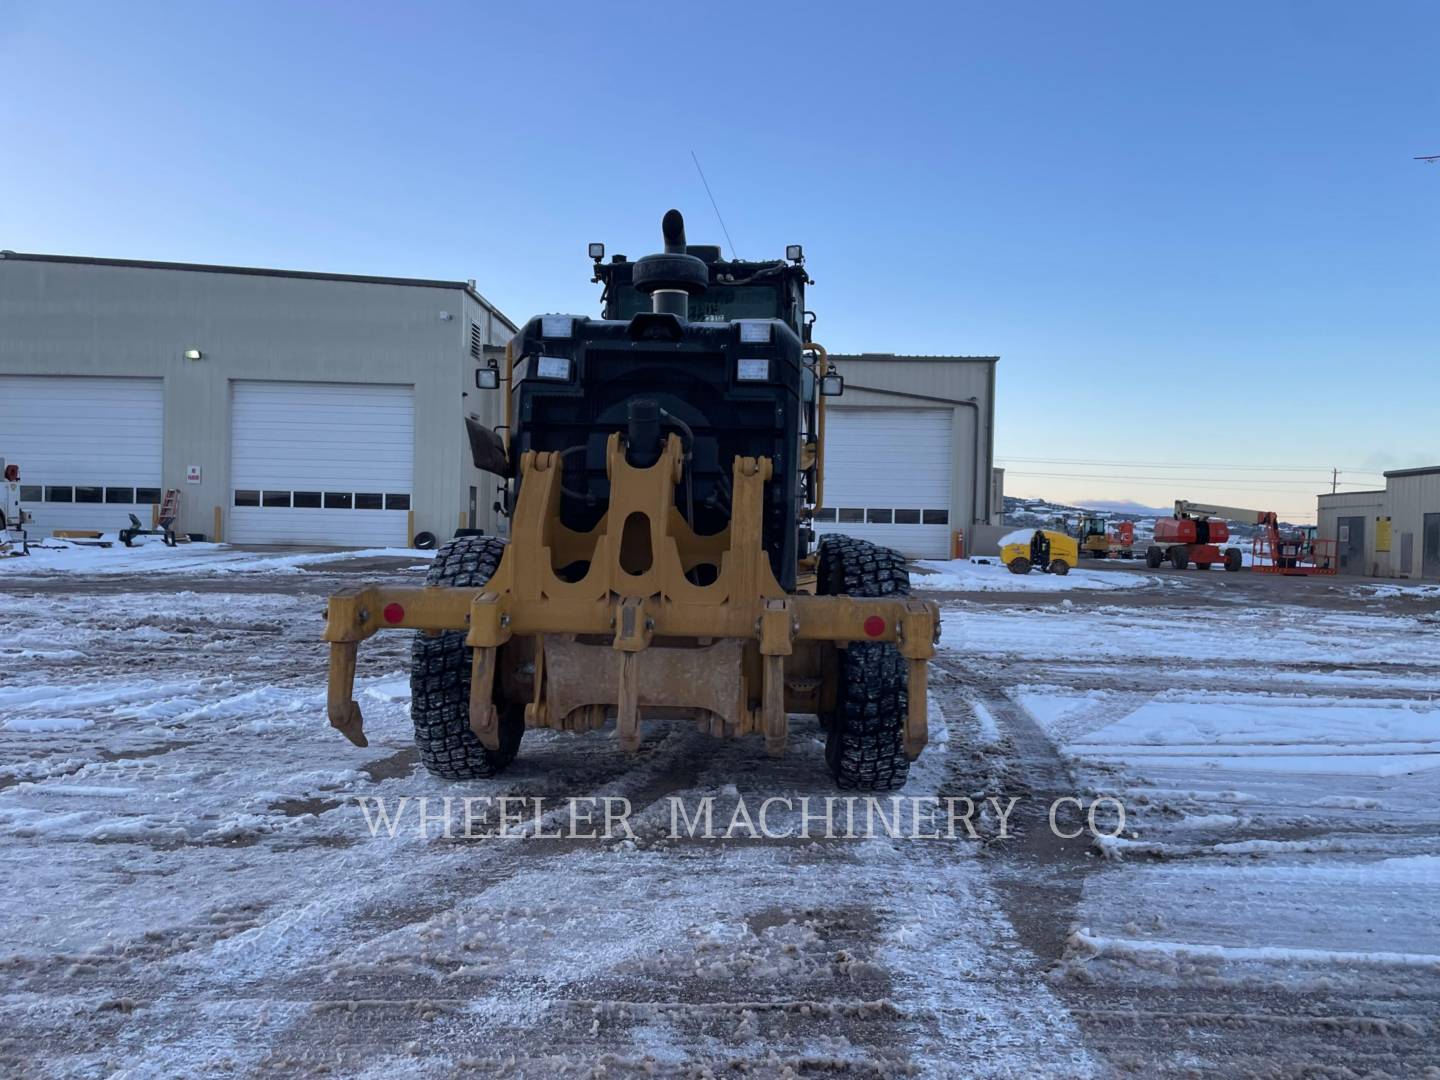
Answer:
[323,211,939,790]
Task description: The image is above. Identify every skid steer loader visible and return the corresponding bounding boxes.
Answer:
[322,211,940,790]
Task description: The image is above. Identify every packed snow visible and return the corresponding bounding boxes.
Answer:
[1,549,1437,1074]
[913,556,1154,592]
[0,538,435,576]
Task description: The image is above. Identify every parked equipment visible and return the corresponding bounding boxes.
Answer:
[1001,528,1077,575]
[118,489,184,547]
[1074,513,1135,559]
[1252,520,1336,576]
[1,461,31,557]
[322,211,940,790]
[1147,500,1334,574]
[1148,501,1247,571]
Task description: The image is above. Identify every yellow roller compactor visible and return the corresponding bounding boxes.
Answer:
[323,212,939,789]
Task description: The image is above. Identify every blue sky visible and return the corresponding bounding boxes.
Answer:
[3,2,1437,520]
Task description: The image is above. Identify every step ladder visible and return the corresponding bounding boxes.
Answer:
[158,489,191,543]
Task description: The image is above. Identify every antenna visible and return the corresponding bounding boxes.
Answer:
[690,150,739,260]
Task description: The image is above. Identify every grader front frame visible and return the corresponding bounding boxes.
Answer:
[323,431,939,765]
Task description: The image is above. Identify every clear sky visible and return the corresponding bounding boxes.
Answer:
[4,2,1437,521]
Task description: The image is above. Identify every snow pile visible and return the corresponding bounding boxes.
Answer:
[996,528,1039,547]
[0,539,436,576]
[1357,581,1440,599]
[913,557,1153,592]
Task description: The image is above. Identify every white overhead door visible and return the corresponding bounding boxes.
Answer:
[229,381,414,546]
[0,375,163,537]
[815,406,954,558]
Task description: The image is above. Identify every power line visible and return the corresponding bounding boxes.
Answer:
[690,150,738,260]
[996,455,1385,475]
[1002,469,1378,489]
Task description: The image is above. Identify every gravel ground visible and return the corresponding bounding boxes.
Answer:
[1,550,1437,1077]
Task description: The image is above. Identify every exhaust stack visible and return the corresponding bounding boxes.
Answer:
[632,209,707,321]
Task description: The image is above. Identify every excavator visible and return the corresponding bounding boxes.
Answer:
[1147,500,1334,574]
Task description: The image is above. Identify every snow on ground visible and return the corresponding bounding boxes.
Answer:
[1355,580,1440,599]
[914,556,1155,592]
[939,583,1440,1071]
[0,538,435,576]
[2,558,1437,1074]
[0,576,1100,1077]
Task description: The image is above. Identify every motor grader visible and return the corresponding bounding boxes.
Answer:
[322,211,940,790]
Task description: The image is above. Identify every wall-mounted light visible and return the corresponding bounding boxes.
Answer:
[184,348,203,361]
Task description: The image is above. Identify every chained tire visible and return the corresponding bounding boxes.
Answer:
[816,534,911,791]
[411,535,525,780]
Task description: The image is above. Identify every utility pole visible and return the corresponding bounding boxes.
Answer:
[1332,467,1339,494]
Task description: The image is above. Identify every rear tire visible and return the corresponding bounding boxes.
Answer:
[1007,557,1031,575]
[1224,548,1243,572]
[1169,547,1189,570]
[816,535,910,791]
[411,536,524,780]
[1049,559,1070,576]
[1145,546,1163,569]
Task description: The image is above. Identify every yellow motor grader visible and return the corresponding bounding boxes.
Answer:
[322,211,939,789]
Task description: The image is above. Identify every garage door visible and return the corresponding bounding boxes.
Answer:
[814,407,954,558]
[229,381,414,546]
[0,375,163,537]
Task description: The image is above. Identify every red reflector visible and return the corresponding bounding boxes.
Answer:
[863,615,886,638]
[382,603,406,624]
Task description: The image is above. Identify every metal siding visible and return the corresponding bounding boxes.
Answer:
[1386,474,1440,580]
[0,259,508,542]
[830,355,995,540]
[0,375,163,536]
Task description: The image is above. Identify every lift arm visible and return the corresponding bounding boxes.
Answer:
[1173,500,1277,527]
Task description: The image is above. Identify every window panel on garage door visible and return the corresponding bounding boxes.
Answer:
[814,406,954,558]
[0,375,163,535]
[229,381,414,546]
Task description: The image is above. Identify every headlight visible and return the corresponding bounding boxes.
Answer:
[541,315,574,338]
[738,320,771,344]
[535,356,571,380]
[737,358,770,382]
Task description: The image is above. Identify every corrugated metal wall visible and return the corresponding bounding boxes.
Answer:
[1318,473,1440,579]
[0,258,510,542]
[828,354,997,547]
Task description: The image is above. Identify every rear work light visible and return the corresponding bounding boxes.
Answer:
[535,356,572,380]
[541,315,575,338]
[738,320,772,344]
[737,358,770,382]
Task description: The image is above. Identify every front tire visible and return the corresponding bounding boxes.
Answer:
[1145,546,1163,569]
[1224,548,1243,572]
[1169,547,1189,570]
[817,535,910,791]
[411,536,524,780]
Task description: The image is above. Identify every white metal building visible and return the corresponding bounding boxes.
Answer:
[1318,466,1440,579]
[814,354,999,558]
[0,252,514,546]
